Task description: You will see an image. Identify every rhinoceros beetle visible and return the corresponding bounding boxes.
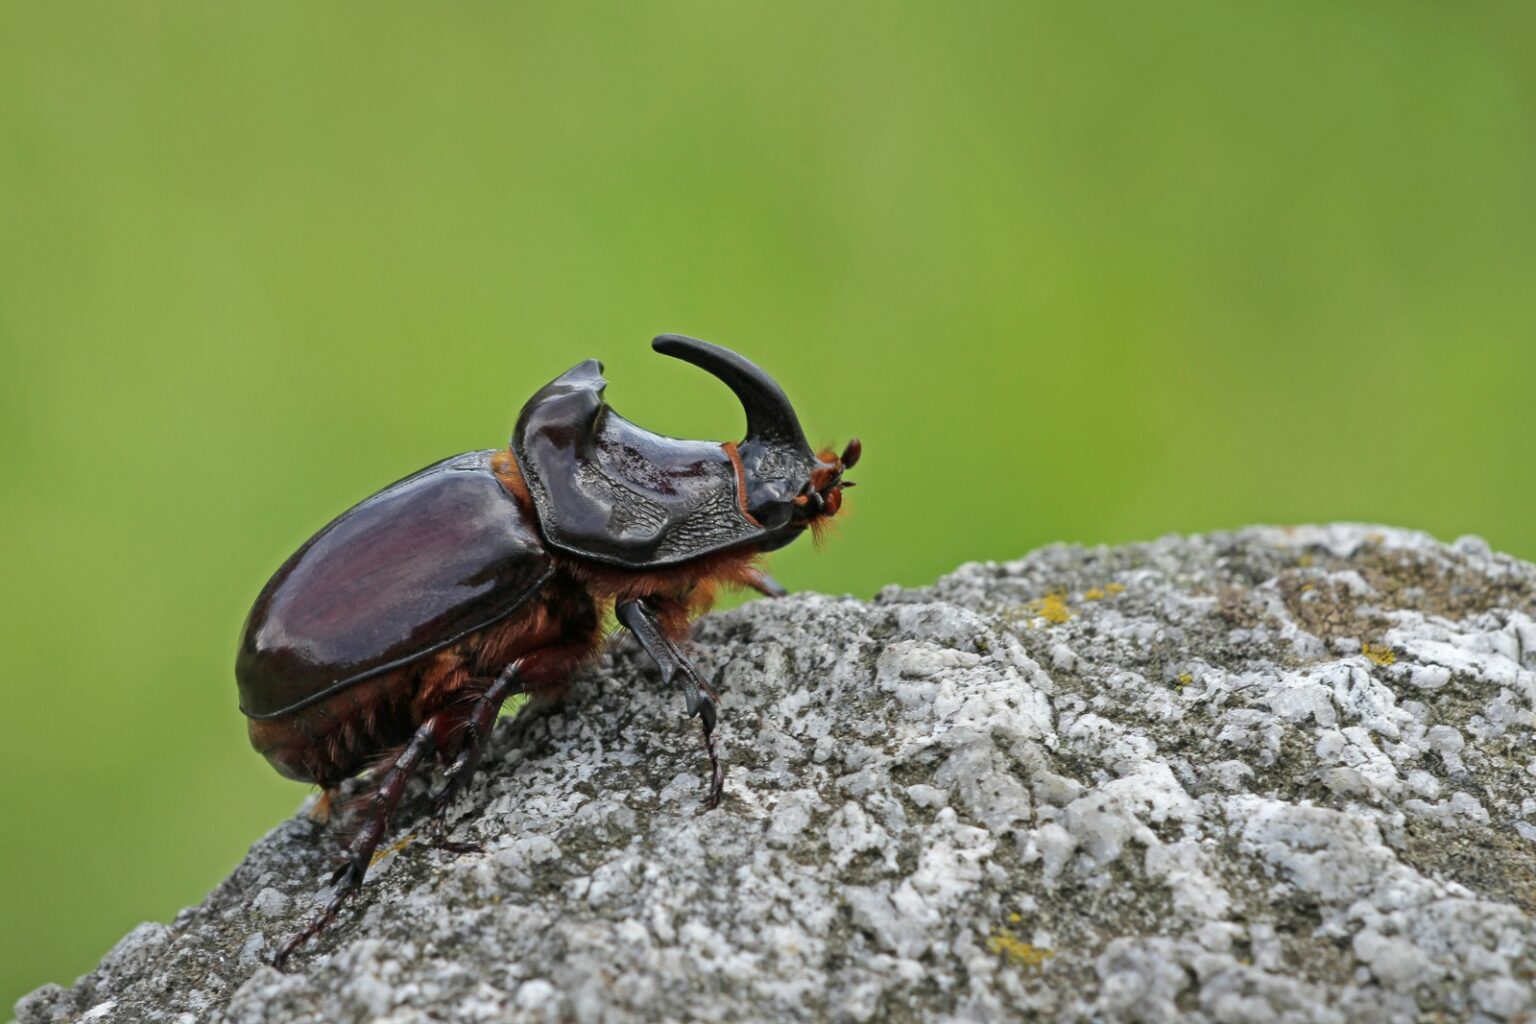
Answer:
[236,334,859,966]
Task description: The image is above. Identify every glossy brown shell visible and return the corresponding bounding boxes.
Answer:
[236,450,554,719]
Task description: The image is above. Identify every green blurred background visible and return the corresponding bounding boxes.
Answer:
[3,0,1534,1009]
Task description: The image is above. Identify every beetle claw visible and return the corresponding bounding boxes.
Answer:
[333,859,364,891]
[432,835,483,855]
[427,810,482,854]
[616,598,729,807]
[694,693,718,732]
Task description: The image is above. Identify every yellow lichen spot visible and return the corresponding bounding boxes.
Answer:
[1362,642,1396,667]
[1176,672,1194,688]
[369,832,418,867]
[1297,554,1314,568]
[1029,593,1072,625]
[987,929,1053,968]
[1300,583,1315,593]
[1084,587,1105,601]
[1007,912,1023,924]
[1105,583,1126,596]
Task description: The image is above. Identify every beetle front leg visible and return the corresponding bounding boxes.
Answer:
[274,714,446,968]
[746,570,788,599]
[615,598,724,808]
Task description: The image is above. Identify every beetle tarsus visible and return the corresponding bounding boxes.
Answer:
[272,861,362,969]
[427,817,483,854]
[431,742,484,819]
[748,571,789,599]
[616,599,725,806]
[698,708,724,809]
[427,749,484,851]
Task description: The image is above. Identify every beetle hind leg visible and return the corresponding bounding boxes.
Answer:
[273,714,446,969]
[428,637,599,845]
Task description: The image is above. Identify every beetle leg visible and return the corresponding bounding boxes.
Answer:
[273,715,444,969]
[747,570,789,599]
[428,659,525,848]
[615,599,724,808]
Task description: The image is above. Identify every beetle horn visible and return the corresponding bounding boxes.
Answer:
[652,335,813,455]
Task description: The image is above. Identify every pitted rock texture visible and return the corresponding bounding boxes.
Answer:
[18,525,1536,1023]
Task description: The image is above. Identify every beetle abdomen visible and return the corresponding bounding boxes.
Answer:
[246,669,415,783]
[236,450,554,719]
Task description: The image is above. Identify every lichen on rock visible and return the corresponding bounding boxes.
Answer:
[18,525,1536,1023]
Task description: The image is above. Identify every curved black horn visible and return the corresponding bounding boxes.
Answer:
[652,335,812,453]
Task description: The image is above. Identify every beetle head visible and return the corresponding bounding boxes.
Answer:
[754,438,860,552]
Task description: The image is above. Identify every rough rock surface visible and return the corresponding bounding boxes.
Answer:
[19,525,1536,1024]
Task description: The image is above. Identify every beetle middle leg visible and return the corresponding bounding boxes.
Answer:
[273,713,450,968]
[427,638,597,843]
[616,598,724,807]
[427,658,525,848]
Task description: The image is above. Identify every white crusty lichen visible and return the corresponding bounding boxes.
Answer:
[18,524,1536,1024]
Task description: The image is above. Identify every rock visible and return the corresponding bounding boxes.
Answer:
[18,524,1536,1023]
